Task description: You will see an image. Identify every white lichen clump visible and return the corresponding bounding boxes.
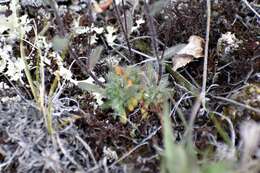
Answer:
[0,37,26,81]
[0,0,32,81]
[131,18,145,32]
[53,52,73,81]
[73,21,118,46]
[0,81,10,89]
[217,32,242,56]
[105,25,118,46]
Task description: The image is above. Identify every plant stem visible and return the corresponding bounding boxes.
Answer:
[20,32,38,100]
[184,0,211,143]
[143,1,162,85]
[112,0,133,61]
[38,47,54,134]
[201,0,211,108]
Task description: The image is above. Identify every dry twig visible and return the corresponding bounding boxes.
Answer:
[186,0,211,138]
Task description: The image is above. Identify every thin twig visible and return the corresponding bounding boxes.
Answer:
[113,0,133,61]
[109,142,148,168]
[75,135,98,167]
[129,35,166,47]
[113,43,155,59]
[185,0,211,140]
[241,0,260,19]
[87,142,149,172]
[0,147,20,171]
[3,74,28,102]
[56,134,84,171]
[201,0,211,108]
[169,93,192,128]
[20,32,38,100]
[185,94,203,140]
[158,46,166,85]
[121,0,133,58]
[112,47,131,63]
[87,127,161,172]
[69,46,105,87]
[143,1,162,85]
[211,95,260,114]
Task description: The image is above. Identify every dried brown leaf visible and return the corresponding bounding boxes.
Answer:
[172,35,204,71]
[172,54,194,71]
[177,35,204,58]
[92,0,113,13]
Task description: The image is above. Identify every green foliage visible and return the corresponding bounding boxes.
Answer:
[134,39,152,54]
[103,66,142,123]
[202,162,233,173]
[161,103,190,173]
[161,102,235,173]
[166,64,199,95]
[79,64,172,123]
[77,82,105,95]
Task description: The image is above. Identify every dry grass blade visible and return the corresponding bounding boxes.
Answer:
[88,46,104,70]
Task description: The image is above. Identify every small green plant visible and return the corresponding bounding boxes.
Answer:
[104,65,171,123]
[103,66,142,123]
[79,64,171,123]
[0,0,60,134]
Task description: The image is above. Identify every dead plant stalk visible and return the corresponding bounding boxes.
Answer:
[188,0,211,131]
[143,1,163,85]
[112,0,133,62]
